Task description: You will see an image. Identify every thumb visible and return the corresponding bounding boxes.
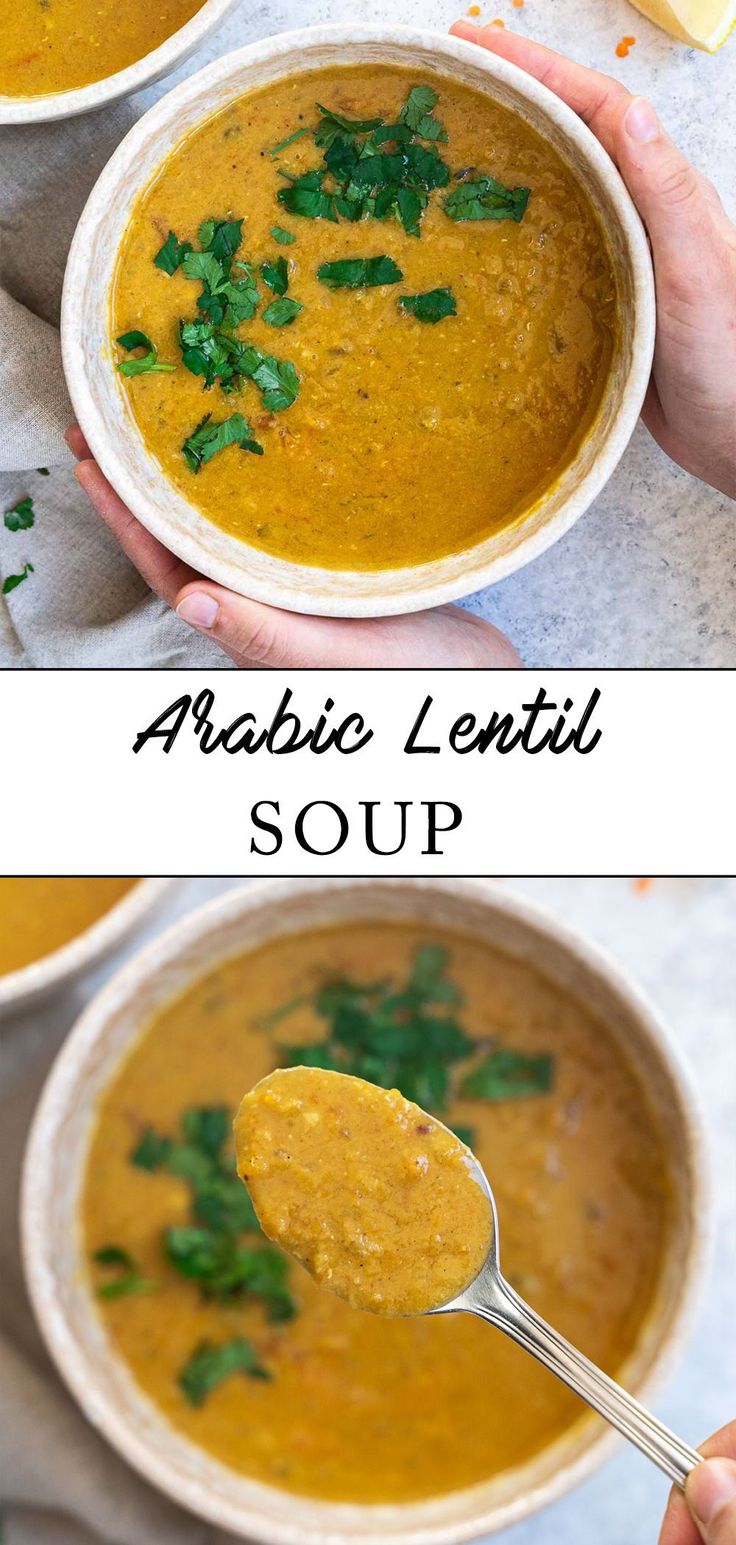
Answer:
[613,96,718,285]
[686,1458,736,1544]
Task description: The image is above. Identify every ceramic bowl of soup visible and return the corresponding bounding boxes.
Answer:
[22,879,704,1543]
[0,0,240,124]
[62,25,655,617]
[0,877,175,1016]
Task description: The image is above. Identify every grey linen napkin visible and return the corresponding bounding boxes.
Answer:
[0,983,239,1545]
[0,107,226,667]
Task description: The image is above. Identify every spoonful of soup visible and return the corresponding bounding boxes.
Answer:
[235,1065,701,1489]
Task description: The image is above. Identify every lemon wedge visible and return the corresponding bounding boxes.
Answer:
[627,0,735,49]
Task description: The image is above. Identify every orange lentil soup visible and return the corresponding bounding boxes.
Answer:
[0,877,137,976]
[112,65,618,572]
[82,923,671,1504]
[236,1067,493,1315]
[0,0,205,99]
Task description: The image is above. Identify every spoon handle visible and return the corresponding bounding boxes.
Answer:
[471,1274,701,1487]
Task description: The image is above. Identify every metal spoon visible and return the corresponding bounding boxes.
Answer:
[432,1151,701,1488]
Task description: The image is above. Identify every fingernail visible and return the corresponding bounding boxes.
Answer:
[624,97,660,145]
[687,1460,736,1525]
[176,592,219,629]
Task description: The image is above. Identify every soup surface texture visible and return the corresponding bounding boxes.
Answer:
[113,65,617,572]
[0,878,137,976]
[0,0,205,99]
[236,1067,493,1314]
[83,923,671,1504]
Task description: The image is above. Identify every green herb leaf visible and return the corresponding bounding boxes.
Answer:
[262,297,303,327]
[154,230,193,274]
[399,85,448,143]
[260,256,289,296]
[271,226,296,245]
[399,287,457,324]
[248,353,300,411]
[277,169,338,223]
[130,1128,173,1170]
[116,330,175,377]
[2,562,33,595]
[443,176,530,223]
[199,217,244,262]
[182,413,263,473]
[4,496,35,532]
[179,1337,271,1407]
[181,1106,230,1158]
[269,125,312,158]
[460,1049,554,1100]
[316,255,403,289]
[165,1226,295,1317]
[93,1244,155,1299]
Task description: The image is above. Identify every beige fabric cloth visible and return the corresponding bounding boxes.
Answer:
[0,107,225,667]
[0,982,238,1545]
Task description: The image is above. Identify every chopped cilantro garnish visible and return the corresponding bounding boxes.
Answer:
[154,229,193,274]
[269,125,312,157]
[275,85,451,235]
[399,85,448,143]
[2,562,33,594]
[443,176,530,223]
[260,256,289,296]
[179,1337,271,1407]
[460,1049,554,1100]
[262,297,302,327]
[317,255,403,289]
[399,287,457,324]
[247,352,300,411]
[271,226,296,245]
[126,1104,297,1327]
[4,496,35,532]
[277,168,339,223]
[269,944,554,1139]
[116,331,175,377]
[93,1245,155,1299]
[182,413,263,472]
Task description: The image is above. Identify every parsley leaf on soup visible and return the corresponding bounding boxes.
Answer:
[116,331,175,377]
[4,496,35,531]
[271,226,296,245]
[2,562,33,594]
[399,85,448,143]
[399,287,457,324]
[269,125,313,157]
[182,413,264,472]
[460,1048,554,1100]
[443,175,530,223]
[316,255,403,289]
[277,169,338,223]
[154,229,193,274]
[92,1245,156,1299]
[179,1337,271,1406]
[262,297,302,327]
[260,256,289,295]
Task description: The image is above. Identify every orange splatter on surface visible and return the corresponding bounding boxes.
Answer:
[615,34,637,55]
[512,0,525,9]
[633,878,654,894]
[467,5,481,15]
[491,15,506,24]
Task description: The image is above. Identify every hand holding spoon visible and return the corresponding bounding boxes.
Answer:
[236,1065,701,1490]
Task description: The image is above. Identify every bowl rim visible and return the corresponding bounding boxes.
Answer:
[61,23,656,617]
[21,877,709,1544]
[0,0,240,124]
[0,877,177,1016]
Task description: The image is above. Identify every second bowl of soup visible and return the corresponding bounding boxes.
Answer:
[22,879,702,1541]
[63,26,654,615]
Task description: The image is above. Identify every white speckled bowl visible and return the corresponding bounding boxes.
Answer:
[22,879,705,1544]
[62,24,655,617]
[0,0,241,124]
[0,878,176,1018]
